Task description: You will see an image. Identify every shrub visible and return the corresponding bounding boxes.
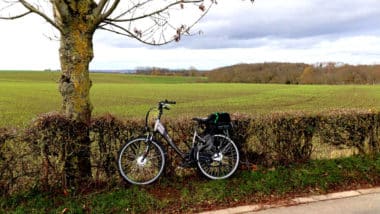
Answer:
[0,127,38,196]
[317,110,380,154]
[0,128,13,145]
[249,112,317,166]
[0,128,14,195]
[0,110,379,196]
[90,114,130,184]
[24,112,91,191]
[229,113,253,168]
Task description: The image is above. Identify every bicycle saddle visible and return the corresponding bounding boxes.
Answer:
[192,117,208,124]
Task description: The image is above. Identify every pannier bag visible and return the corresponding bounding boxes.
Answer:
[205,112,232,134]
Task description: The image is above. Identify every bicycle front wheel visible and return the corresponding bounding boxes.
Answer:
[118,138,165,185]
[196,134,239,180]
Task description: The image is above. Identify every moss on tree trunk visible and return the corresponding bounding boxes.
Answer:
[58,20,95,187]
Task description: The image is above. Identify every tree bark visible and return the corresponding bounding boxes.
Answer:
[59,29,93,123]
[58,19,95,186]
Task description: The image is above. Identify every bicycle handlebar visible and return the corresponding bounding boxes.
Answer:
[158,99,176,117]
[145,100,176,132]
[159,100,176,105]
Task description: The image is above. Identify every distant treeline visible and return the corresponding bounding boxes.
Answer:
[207,62,380,84]
[135,63,380,84]
[135,66,206,77]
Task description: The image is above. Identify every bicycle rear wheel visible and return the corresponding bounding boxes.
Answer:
[118,138,165,185]
[196,134,239,180]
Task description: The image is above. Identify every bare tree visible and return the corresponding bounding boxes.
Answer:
[0,0,218,123]
[0,0,218,185]
[0,0,253,187]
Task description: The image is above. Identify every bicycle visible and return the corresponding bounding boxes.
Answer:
[117,100,240,185]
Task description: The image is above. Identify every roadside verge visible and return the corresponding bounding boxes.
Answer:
[200,187,380,214]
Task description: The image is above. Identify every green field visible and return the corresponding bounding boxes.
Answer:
[1,71,380,127]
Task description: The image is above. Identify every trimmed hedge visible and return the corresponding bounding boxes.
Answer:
[317,109,379,154]
[25,113,91,190]
[0,128,14,195]
[0,127,38,196]
[247,112,316,166]
[0,110,379,195]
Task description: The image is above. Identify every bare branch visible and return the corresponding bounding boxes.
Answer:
[0,10,31,20]
[105,0,156,22]
[186,1,212,32]
[94,0,217,47]
[99,0,120,22]
[18,0,62,32]
[106,0,203,22]
[94,0,120,24]
[94,0,109,17]
[50,0,69,24]
[100,20,174,46]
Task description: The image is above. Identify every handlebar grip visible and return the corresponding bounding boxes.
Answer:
[163,99,176,104]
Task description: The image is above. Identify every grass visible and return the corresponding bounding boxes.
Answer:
[0,71,204,84]
[1,71,380,127]
[1,154,379,213]
[1,71,379,212]
[0,187,163,213]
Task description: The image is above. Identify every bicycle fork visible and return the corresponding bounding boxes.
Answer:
[136,134,154,165]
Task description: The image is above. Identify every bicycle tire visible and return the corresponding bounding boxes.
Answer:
[118,138,165,185]
[196,134,239,180]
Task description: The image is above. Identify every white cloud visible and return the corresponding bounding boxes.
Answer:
[90,35,380,70]
[1,0,380,70]
[0,15,59,70]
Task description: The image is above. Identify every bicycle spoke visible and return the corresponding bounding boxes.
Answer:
[221,143,232,154]
[148,154,161,160]
[197,135,239,180]
[118,138,165,185]
[129,142,139,156]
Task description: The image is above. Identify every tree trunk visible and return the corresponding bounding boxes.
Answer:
[59,30,93,123]
[58,22,94,187]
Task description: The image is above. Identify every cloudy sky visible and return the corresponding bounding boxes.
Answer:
[1,0,380,70]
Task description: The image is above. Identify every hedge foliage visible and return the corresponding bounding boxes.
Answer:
[0,110,379,195]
